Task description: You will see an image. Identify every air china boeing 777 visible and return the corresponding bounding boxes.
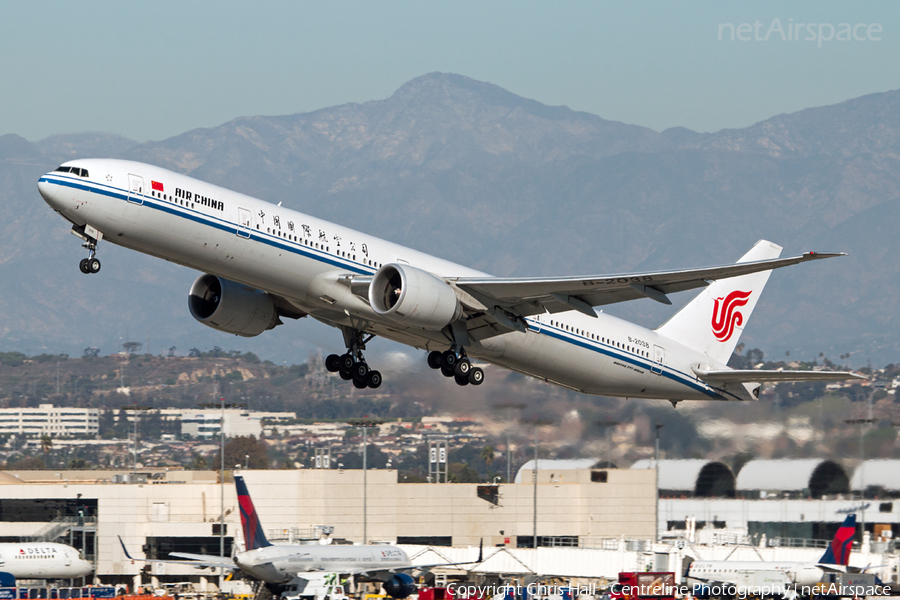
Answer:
[38,159,859,402]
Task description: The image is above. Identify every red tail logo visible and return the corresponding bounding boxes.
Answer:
[711,290,751,342]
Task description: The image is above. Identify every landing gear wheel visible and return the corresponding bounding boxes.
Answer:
[440,364,455,378]
[468,367,485,385]
[366,370,382,389]
[325,354,341,372]
[339,354,355,372]
[427,351,443,370]
[441,350,458,370]
[454,373,470,386]
[352,362,369,380]
[352,377,367,389]
[88,258,101,273]
[455,359,471,377]
[79,259,89,274]
[339,369,353,381]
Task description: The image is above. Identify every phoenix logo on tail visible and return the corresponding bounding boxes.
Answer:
[236,476,271,550]
[711,290,752,342]
[819,513,856,566]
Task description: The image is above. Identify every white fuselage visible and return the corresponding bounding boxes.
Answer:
[234,544,409,583]
[688,560,834,588]
[0,542,93,579]
[38,159,753,401]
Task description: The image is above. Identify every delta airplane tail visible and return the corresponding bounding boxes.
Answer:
[236,475,272,550]
[819,513,856,566]
[655,240,782,365]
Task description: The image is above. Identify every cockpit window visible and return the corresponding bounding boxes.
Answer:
[53,166,89,177]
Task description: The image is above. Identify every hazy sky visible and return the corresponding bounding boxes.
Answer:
[2,1,898,142]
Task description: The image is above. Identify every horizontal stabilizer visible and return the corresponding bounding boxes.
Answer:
[692,367,864,384]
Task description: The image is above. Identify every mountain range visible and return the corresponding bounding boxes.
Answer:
[2,73,899,367]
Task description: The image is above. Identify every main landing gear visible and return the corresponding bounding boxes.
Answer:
[427,349,484,387]
[325,327,382,389]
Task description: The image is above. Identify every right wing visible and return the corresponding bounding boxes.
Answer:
[692,368,864,384]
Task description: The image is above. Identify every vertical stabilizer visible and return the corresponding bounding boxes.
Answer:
[655,240,782,364]
[235,475,272,550]
[819,514,856,565]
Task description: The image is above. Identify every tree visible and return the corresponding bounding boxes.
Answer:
[222,435,269,469]
[122,341,142,355]
[40,434,53,453]
[481,446,495,466]
[9,456,45,469]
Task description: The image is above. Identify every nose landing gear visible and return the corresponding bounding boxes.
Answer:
[72,224,102,275]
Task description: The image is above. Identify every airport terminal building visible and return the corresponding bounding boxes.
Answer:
[0,462,898,588]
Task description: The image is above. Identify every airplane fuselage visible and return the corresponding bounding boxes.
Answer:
[38,159,755,401]
[0,542,93,579]
[234,544,409,583]
[688,561,834,587]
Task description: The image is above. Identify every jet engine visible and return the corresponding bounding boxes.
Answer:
[369,263,463,330]
[188,274,279,337]
[382,573,417,599]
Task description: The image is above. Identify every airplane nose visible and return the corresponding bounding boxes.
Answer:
[37,176,59,203]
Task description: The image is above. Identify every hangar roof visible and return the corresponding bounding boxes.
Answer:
[736,459,849,497]
[631,459,734,497]
[849,460,900,491]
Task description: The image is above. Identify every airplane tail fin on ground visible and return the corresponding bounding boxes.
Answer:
[819,513,856,566]
[235,475,272,550]
[655,240,782,365]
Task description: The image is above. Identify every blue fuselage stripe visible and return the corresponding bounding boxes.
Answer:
[42,175,375,275]
[530,321,727,400]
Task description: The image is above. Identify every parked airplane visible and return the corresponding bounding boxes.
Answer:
[0,542,93,583]
[686,514,857,588]
[120,476,479,597]
[38,160,860,401]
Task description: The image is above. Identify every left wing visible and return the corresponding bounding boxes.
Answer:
[692,368,864,384]
[452,251,842,319]
[119,536,236,570]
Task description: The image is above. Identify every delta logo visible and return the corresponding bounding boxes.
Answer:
[711,290,751,342]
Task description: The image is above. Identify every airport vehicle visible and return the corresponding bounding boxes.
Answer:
[280,574,349,600]
[120,476,477,598]
[38,160,860,400]
[609,572,676,600]
[0,542,93,584]
[686,514,857,589]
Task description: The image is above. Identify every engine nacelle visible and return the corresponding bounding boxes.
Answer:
[188,274,279,337]
[382,573,416,599]
[369,263,462,330]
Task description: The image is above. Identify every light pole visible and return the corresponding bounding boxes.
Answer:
[119,405,152,475]
[595,420,621,467]
[654,422,664,543]
[845,417,877,535]
[493,403,525,483]
[199,401,247,584]
[347,418,385,543]
[522,417,554,549]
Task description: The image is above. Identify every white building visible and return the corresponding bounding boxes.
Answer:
[175,408,294,438]
[0,404,99,437]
